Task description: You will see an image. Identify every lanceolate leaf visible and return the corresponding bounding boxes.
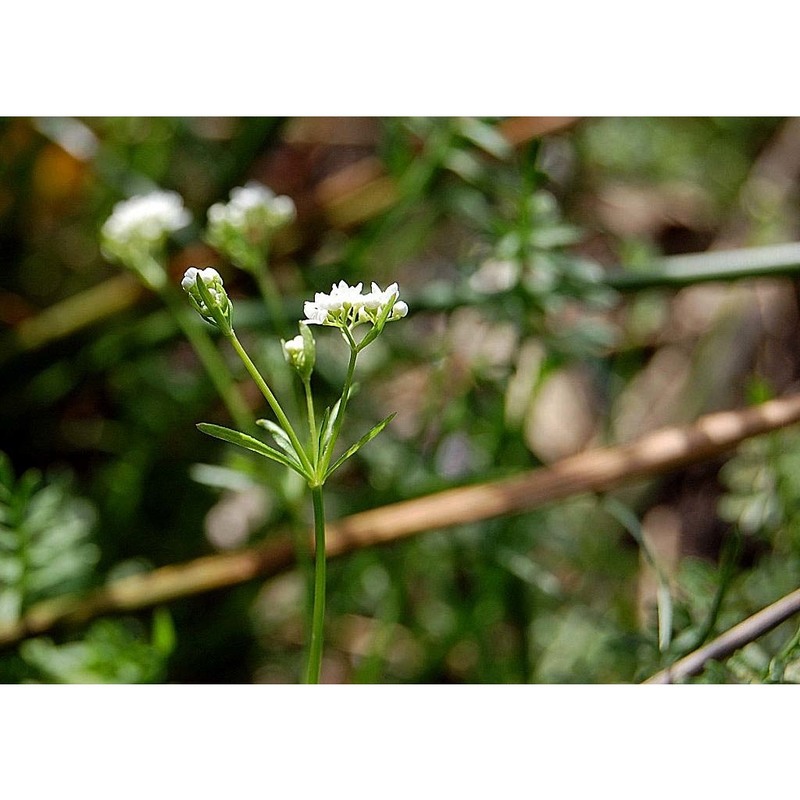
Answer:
[318,398,342,462]
[197,423,309,479]
[256,418,298,460]
[325,413,396,480]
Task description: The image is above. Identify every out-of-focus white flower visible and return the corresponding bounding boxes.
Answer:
[102,190,191,247]
[101,190,191,289]
[206,181,295,270]
[181,266,232,332]
[229,183,295,223]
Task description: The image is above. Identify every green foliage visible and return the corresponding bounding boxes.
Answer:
[0,451,98,623]
[0,452,174,683]
[17,611,175,684]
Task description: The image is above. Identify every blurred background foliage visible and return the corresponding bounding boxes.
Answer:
[2,116,800,683]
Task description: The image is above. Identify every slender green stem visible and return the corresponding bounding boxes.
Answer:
[227,331,314,476]
[305,485,327,684]
[303,378,319,465]
[162,287,254,433]
[320,344,358,477]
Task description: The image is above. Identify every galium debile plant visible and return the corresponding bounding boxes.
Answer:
[182,267,407,683]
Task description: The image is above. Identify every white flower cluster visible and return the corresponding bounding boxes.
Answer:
[207,182,295,243]
[102,190,191,248]
[302,281,408,329]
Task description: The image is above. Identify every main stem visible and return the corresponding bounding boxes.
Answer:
[305,485,327,684]
[304,378,319,465]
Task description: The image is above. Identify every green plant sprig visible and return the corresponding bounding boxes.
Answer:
[182,268,408,682]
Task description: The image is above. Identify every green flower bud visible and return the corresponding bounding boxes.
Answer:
[282,322,316,381]
[181,266,233,336]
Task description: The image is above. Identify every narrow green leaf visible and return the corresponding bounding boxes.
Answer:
[319,398,342,461]
[325,413,396,479]
[317,405,332,454]
[256,418,299,459]
[197,423,309,479]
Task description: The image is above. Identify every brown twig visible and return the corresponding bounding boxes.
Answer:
[644,586,800,684]
[3,393,800,649]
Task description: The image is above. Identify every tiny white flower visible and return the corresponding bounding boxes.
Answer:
[283,334,305,356]
[180,266,201,292]
[270,195,296,221]
[207,203,228,226]
[329,280,365,308]
[390,300,409,319]
[182,266,223,293]
[363,282,399,310]
[303,302,329,325]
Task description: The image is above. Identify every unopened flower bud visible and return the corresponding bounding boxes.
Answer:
[182,266,233,335]
[390,300,409,319]
[281,323,315,381]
